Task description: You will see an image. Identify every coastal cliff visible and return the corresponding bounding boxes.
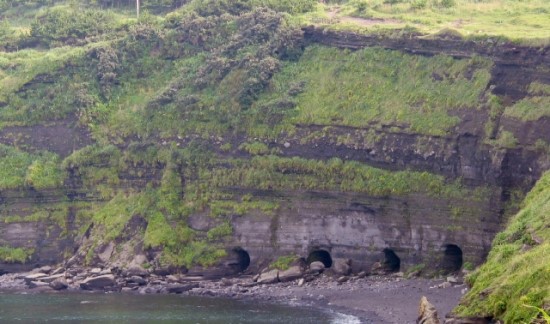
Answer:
[0,1,549,321]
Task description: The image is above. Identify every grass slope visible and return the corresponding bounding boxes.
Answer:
[297,0,550,44]
[455,171,550,323]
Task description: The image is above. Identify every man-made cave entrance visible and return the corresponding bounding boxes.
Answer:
[383,248,401,272]
[229,247,250,273]
[306,249,333,268]
[442,244,463,272]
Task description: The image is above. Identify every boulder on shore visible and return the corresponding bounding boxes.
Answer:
[278,266,303,282]
[80,274,116,290]
[50,278,68,290]
[23,273,47,283]
[257,270,279,284]
[332,258,352,276]
[417,296,440,324]
[165,283,199,294]
[308,261,325,273]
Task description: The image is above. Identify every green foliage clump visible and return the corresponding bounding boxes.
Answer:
[270,254,298,270]
[0,246,34,263]
[455,171,550,323]
[0,144,64,190]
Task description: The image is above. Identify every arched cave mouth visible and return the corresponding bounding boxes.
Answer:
[306,250,333,268]
[442,244,463,273]
[383,248,401,272]
[229,247,250,273]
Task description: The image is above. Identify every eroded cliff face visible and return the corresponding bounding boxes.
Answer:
[0,29,548,276]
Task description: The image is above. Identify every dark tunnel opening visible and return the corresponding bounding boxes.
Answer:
[383,248,401,272]
[228,247,250,273]
[442,244,463,273]
[306,250,333,268]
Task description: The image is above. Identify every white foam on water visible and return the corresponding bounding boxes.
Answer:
[330,312,362,324]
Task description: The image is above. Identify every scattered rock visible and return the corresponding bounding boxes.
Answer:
[337,276,349,284]
[80,274,116,290]
[39,274,65,283]
[123,266,148,277]
[50,278,68,290]
[298,278,305,286]
[357,271,368,278]
[417,296,440,324]
[127,276,147,286]
[332,258,352,276]
[90,268,102,275]
[28,281,50,289]
[278,266,302,282]
[166,275,180,283]
[51,267,65,275]
[23,273,47,283]
[392,272,404,278]
[220,278,233,286]
[308,261,325,273]
[37,266,52,274]
[371,262,384,275]
[446,276,463,285]
[166,283,200,294]
[437,282,452,289]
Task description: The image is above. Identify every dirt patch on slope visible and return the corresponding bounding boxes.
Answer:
[0,118,93,157]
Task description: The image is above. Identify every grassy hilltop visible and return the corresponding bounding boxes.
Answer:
[0,1,549,322]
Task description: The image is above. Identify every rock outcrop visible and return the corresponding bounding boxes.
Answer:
[418,296,440,324]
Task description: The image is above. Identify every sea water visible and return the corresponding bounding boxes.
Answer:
[0,292,362,323]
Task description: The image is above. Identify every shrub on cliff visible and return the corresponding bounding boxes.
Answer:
[30,7,116,46]
[455,171,550,322]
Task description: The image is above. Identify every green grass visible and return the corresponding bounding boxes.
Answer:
[270,254,299,270]
[295,0,550,43]
[504,82,550,121]
[0,144,64,190]
[455,170,550,322]
[0,246,34,263]
[253,45,492,136]
[204,155,483,199]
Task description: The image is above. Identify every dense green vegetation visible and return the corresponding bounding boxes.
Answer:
[455,171,550,323]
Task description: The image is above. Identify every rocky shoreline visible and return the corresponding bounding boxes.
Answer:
[0,261,477,324]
